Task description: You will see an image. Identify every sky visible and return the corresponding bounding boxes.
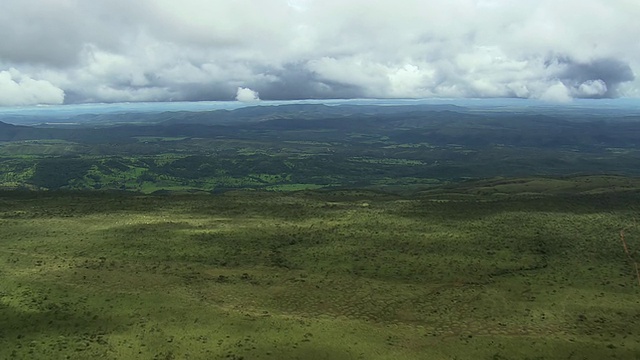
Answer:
[0,0,639,106]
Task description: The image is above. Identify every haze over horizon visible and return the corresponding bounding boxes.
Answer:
[1,0,639,106]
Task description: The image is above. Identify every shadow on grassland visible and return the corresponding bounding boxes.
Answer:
[184,191,335,220]
[0,190,183,218]
[0,302,126,357]
[398,191,640,222]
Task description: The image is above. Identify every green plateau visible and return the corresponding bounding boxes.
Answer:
[1,104,640,359]
[1,186,640,359]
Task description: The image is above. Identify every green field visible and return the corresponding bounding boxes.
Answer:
[2,183,640,359]
[3,105,640,358]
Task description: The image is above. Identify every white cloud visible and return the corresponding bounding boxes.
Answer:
[287,0,311,12]
[0,69,65,106]
[539,82,572,103]
[0,0,637,104]
[388,64,435,98]
[576,79,608,97]
[236,87,261,102]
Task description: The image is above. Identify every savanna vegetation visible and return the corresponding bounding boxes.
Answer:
[1,104,640,359]
[1,183,640,359]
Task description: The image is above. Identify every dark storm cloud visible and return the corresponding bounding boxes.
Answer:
[170,83,236,102]
[558,58,635,98]
[256,64,365,100]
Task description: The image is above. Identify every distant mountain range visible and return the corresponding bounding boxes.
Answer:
[0,104,639,149]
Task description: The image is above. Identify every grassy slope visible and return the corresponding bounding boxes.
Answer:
[1,185,640,359]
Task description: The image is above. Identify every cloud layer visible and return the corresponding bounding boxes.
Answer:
[0,0,638,105]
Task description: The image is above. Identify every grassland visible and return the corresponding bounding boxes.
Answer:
[3,105,640,358]
[2,183,640,359]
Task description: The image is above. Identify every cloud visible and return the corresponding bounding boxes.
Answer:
[0,68,64,106]
[250,63,363,100]
[235,87,261,102]
[558,58,635,98]
[576,80,608,97]
[0,0,638,104]
[539,81,572,103]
